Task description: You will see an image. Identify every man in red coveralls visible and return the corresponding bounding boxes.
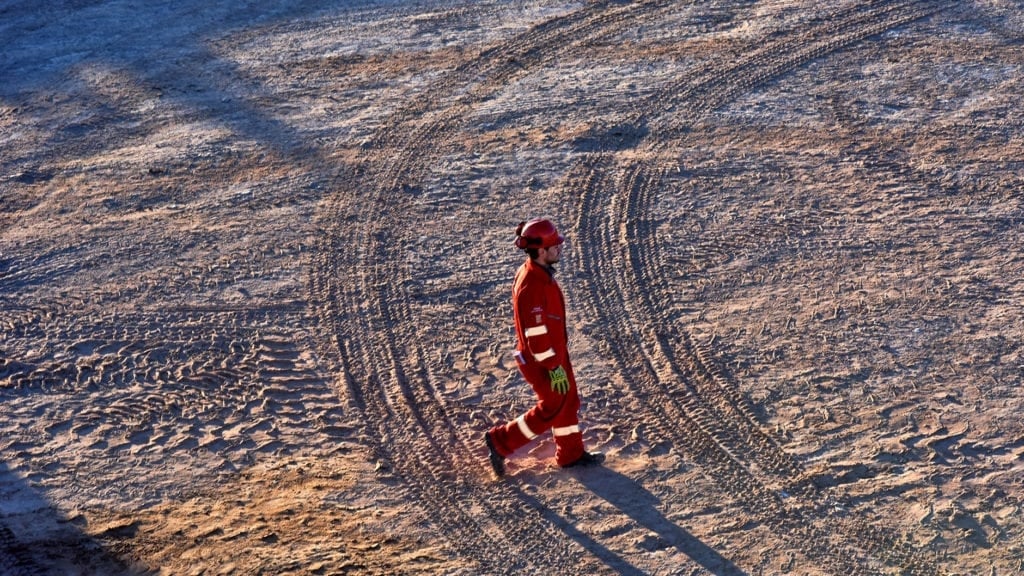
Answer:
[485,218,604,477]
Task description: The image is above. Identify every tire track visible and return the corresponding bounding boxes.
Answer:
[310,0,951,572]
[308,1,734,572]
[660,0,938,133]
[578,158,940,574]
[581,0,946,489]
[1,304,346,494]
[569,1,947,574]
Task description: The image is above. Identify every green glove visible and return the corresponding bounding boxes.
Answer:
[549,366,569,394]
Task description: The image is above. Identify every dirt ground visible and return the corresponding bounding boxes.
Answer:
[3,0,1024,574]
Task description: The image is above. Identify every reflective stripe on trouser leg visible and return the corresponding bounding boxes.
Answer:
[552,425,580,437]
[552,422,583,467]
[516,414,539,440]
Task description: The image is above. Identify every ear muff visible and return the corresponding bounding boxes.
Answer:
[514,220,541,249]
[515,234,542,250]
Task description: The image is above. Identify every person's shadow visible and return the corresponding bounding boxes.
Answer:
[574,465,748,575]
[510,464,748,575]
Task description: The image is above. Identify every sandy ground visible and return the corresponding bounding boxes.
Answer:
[3,0,1024,574]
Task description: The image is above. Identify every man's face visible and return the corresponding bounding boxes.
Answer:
[539,242,562,265]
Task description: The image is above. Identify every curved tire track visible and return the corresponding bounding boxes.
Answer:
[569,1,948,574]
[309,0,952,573]
[309,1,694,572]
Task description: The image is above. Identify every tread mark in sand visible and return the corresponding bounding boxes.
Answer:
[310,2,686,572]
[570,1,947,574]
[310,0,950,574]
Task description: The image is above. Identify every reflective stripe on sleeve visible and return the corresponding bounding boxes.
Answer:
[524,325,548,338]
[516,414,538,440]
[533,348,556,362]
[552,425,580,437]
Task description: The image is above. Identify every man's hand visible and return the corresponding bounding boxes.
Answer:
[549,366,569,394]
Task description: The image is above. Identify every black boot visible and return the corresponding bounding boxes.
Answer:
[485,432,505,478]
[561,451,605,469]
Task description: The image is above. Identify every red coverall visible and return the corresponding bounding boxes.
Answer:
[487,257,584,467]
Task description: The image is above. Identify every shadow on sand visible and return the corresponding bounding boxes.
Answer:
[510,464,747,576]
[0,460,132,575]
[574,465,748,575]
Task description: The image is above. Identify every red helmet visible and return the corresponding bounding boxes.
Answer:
[515,218,564,250]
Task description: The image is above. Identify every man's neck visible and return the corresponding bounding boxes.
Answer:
[531,258,555,275]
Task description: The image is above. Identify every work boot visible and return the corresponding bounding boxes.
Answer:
[485,432,505,478]
[561,451,605,469]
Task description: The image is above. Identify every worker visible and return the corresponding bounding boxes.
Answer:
[485,218,604,477]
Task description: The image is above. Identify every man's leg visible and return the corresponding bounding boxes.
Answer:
[550,364,584,467]
[552,361,603,468]
[487,363,567,458]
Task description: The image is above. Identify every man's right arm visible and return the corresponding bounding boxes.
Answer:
[517,284,559,370]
